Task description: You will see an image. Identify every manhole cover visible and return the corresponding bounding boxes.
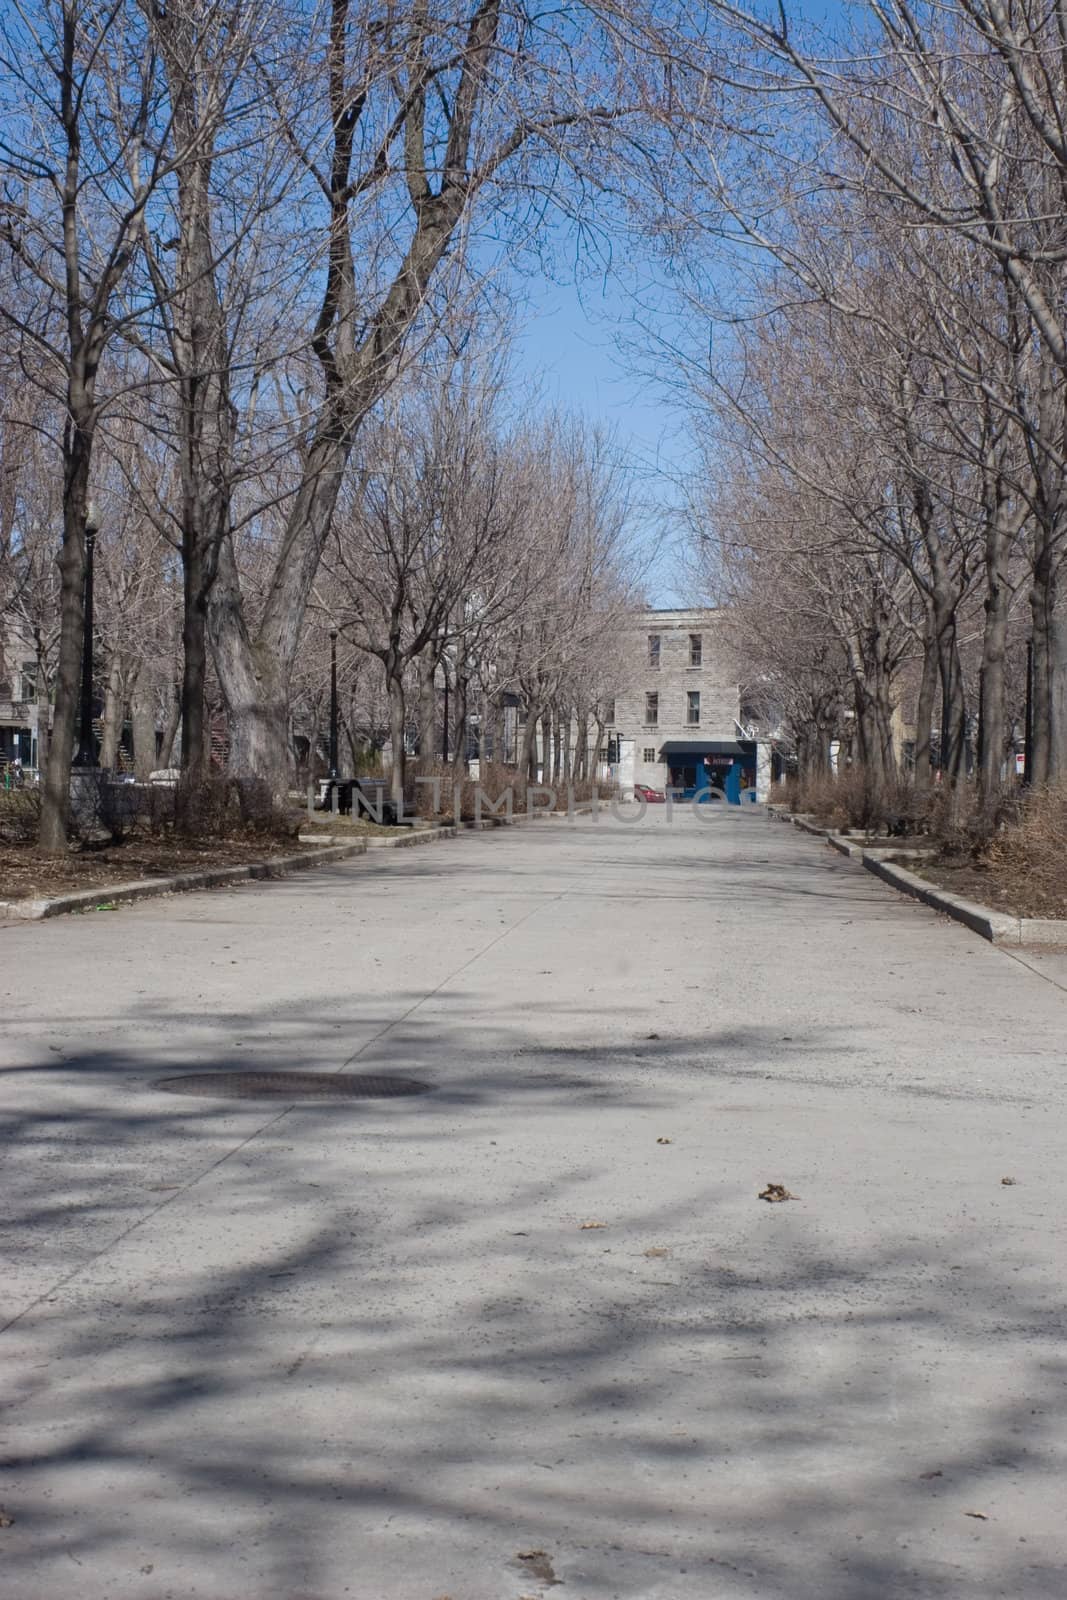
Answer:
[155,1071,432,1101]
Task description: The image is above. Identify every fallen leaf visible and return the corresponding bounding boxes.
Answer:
[656,1136,672,1145]
[1001,1177,1018,1186]
[644,1247,670,1258]
[759,1182,799,1202]
[964,1511,988,1520]
[579,1220,606,1230]
[0,1509,13,1528]
[919,1470,943,1480]
[645,1031,661,1040]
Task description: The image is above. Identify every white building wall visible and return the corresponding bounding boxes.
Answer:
[610,608,741,791]
[756,740,772,801]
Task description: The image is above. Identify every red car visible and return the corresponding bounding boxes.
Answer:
[634,783,666,803]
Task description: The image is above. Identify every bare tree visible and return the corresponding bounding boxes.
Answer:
[327,354,530,807]
[199,0,688,796]
[695,0,1067,777]
[0,1,220,848]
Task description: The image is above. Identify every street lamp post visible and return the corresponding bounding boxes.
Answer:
[73,502,99,768]
[328,628,339,781]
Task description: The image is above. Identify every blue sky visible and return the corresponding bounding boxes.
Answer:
[506,0,859,606]
[512,269,698,607]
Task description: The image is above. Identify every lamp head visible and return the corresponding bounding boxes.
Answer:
[84,500,100,536]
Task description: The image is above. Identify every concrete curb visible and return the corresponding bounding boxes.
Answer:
[1,811,538,923]
[861,855,1020,944]
[826,834,933,866]
[0,840,377,923]
[770,805,1067,948]
[299,826,460,849]
[861,855,1067,947]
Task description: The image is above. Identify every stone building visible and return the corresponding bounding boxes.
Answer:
[608,607,770,802]
[0,629,43,772]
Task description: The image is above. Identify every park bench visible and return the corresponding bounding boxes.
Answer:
[317,776,400,826]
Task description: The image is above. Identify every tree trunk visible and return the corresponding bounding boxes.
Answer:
[208,539,290,800]
[485,691,504,767]
[130,670,158,781]
[853,683,886,799]
[151,11,238,790]
[978,525,1011,801]
[516,705,536,781]
[550,707,561,785]
[477,688,489,765]
[180,536,210,783]
[1050,613,1067,781]
[590,718,605,779]
[98,654,125,770]
[39,432,90,853]
[912,620,939,796]
[573,709,588,781]
[387,668,406,810]
[932,588,967,787]
[1030,544,1067,784]
[451,656,468,789]
[158,687,182,769]
[418,648,437,764]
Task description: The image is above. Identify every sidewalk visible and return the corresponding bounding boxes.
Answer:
[1,809,1064,1599]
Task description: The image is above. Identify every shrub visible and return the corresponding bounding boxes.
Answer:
[979,782,1067,911]
[0,788,41,845]
[789,765,939,836]
[174,775,298,840]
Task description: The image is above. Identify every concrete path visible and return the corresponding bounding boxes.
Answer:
[1,808,1064,1599]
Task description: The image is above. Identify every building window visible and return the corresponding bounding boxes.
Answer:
[645,691,659,726]
[689,633,702,667]
[602,697,615,725]
[643,747,656,763]
[687,691,700,725]
[18,662,38,700]
[647,634,660,669]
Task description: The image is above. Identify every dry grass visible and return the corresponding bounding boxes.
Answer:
[977,783,1067,917]
[783,764,1066,919]
[782,767,914,833]
[0,835,311,904]
[400,761,607,820]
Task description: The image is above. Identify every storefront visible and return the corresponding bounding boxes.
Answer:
[658,739,758,804]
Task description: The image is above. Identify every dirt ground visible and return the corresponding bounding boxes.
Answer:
[0,836,309,903]
[916,858,1067,920]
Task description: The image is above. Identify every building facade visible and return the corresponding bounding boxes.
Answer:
[0,635,42,772]
[609,607,770,802]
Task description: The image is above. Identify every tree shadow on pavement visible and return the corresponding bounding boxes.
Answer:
[0,1018,1063,1599]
